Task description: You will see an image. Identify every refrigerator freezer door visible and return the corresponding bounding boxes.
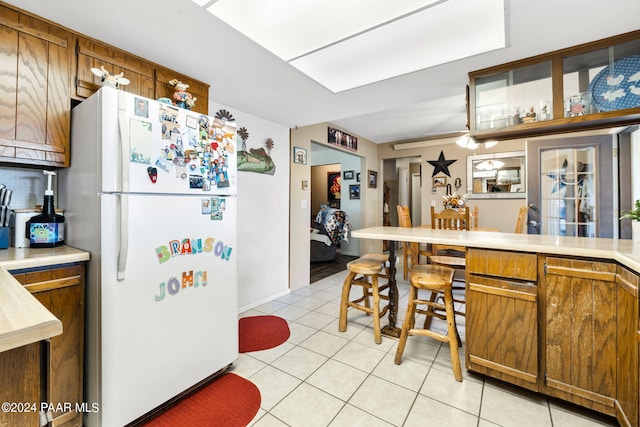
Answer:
[116,90,238,196]
[98,193,238,426]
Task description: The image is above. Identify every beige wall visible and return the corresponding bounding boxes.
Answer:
[290,124,379,290]
[377,136,527,236]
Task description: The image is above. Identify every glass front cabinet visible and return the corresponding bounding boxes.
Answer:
[469,30,640,140]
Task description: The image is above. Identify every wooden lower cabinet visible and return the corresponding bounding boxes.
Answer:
[543,257,618,416]
[467,250,640,426]
[11,263,85,427]
[616,265,639,427]
[466,249,539,391]
[0,343,40,427]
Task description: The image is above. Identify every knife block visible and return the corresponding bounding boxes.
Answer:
[0,227,8,249]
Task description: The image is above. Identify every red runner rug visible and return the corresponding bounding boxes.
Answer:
[239,315,290,353]
[143,373,260,427]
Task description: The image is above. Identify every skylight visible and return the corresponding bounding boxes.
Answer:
[196,0,506,93]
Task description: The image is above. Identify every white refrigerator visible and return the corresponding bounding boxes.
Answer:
[59,87,238,427]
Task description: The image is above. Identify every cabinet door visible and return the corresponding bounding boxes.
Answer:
[544,257,617,415]
[75,37,155,100]
[19,264,84,427]
[616,265,638,427]
[466,249,538,391]
[0,344,40,427]
[0,5,71,167]
[467,274,538,390]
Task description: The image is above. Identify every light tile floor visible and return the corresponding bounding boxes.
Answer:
[234,268,619,427]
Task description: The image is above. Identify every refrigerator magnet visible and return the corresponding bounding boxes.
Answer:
[147,166,158,183]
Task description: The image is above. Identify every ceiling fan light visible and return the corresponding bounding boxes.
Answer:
[484,140,498,148]
[456,133,478,149]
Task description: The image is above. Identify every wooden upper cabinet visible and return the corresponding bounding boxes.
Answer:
[0,5,71,167]
[74,38,209,115]
[469,30,640,141]
[74,36,155,100]
[0,1,211,168]
[155,68,209,115]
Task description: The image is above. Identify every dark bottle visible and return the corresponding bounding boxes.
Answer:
[27,172,65,248]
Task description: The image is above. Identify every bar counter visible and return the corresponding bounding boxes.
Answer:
[352,226,640,271]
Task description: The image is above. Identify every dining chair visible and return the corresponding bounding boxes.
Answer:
[472,206,479,229]
[515,205,528,233]
[428,206,469,322]
[397,205,430,279]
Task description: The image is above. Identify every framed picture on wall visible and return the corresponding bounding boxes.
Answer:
[349,184,360,199]
[343,170,354,180]
[368,170,377,188]
[328,171,341,201]
[293,146,307,164]
[432,176,447,187]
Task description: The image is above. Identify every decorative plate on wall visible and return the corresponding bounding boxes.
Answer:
[588,54,640,112]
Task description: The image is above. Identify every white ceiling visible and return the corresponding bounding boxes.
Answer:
[7,0,640,143]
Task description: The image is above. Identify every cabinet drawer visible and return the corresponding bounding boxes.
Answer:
[467,248,537,281]
[11,264,82,292]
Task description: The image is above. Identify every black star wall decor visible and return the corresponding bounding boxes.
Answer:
[427,151,457,177]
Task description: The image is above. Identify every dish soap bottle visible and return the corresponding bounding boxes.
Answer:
[27,171,65,248]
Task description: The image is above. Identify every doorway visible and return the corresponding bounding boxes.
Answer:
[309,142,362,258]
[383,157,422,226]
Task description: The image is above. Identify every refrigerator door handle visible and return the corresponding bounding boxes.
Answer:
[117,98,130,193]
[117,194,129,281]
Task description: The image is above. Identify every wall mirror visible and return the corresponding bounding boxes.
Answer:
[467,151,526,199]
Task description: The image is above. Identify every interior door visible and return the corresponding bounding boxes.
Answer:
[411,173,422,226]
[398,167,409,208]
[526,135,615,237]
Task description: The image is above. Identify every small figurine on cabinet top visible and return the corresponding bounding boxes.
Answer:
[169,79,196,110]
[91,65,130,89]
[522,106,537,123]
[567,94,587,117]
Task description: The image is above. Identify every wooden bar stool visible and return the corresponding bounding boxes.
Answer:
[339,254,390,344]
[394,264,462,382]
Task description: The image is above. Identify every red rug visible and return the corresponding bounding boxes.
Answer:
[239,315,290,353]
[143,373,260,427]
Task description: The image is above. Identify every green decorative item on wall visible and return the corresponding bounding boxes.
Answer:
[236,124,276,175]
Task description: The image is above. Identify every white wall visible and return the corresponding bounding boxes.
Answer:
[209,100,291,312]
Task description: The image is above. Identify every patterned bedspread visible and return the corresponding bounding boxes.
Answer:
[315,208,352,245]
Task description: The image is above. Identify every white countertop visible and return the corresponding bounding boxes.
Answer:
[352,226,640,272]
[0,246,90,353]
